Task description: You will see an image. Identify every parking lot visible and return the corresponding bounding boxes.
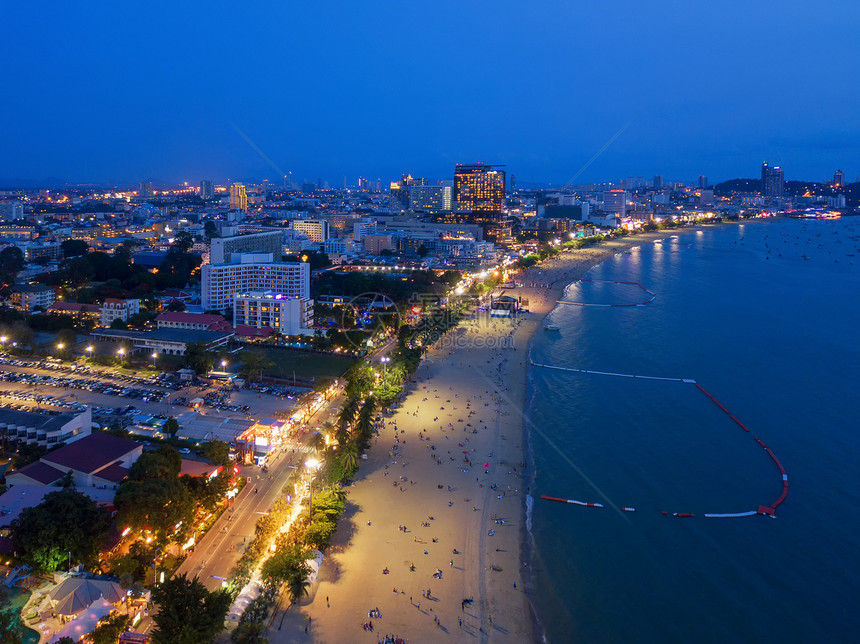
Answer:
[0,368,303,429]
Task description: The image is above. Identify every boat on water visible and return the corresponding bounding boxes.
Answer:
[544,325,561,332]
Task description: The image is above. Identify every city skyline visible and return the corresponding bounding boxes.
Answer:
[3,1,859,187]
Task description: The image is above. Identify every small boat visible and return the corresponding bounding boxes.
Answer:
[544,325,561,332]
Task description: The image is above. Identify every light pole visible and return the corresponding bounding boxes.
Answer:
[380,356,390,380]
[86,345,93,359]
[305,458,320,521]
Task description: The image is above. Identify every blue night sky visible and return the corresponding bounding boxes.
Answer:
[3,1,859,187]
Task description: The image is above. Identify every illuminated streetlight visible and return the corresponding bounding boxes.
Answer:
[151,352,158,360]
[57,342,65,350]
[380,356,390,379]
[117,347,126,356]
[221,360,228,369]
[0,335,7,344]
[86,345,93,355]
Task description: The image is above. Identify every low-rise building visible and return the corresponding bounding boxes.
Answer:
[0,408,92,447]
[6,431,141,490]
[156,311,232,332]
[100,298,140,326]
[10,283,55,312]
[91,328,233,356]
[47,301,102,319]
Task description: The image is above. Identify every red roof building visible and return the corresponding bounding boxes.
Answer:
[156,312,232,332]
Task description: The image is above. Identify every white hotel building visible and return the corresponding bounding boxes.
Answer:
[201,253,310,313]
[233,291,314,335]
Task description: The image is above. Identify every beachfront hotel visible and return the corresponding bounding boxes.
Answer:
[201,254,310,313]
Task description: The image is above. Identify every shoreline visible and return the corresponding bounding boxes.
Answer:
[515,220,745,642]
[264,221,737,643]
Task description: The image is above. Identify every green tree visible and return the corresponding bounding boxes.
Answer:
[110,318,128,330]
[336,395,360,441]
[171,231,194,254]
[150,574,231,644]
[0,246,25,274]
[260,543,312,585]
[203,221,219,240]
[336,441,359,477]
[10,489,112,573]
[163,417,179,438]
[182,474,230,513]
[185,342,213,374]
[128,446,181,481]
[90,613,131,644]
[201,440,231,466]
[0,585,24,644]
[60,239,89,258]
[239,350,272,382]
[114,478,195,545]
[417,243,429,258]
[355,396,376,445]
[60,256,94,289]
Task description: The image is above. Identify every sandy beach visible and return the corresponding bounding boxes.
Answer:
[266,225,725,643]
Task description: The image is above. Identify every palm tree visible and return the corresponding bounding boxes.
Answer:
[288,572,311,604]
[337,441,359,474]
[355,396,377,445]
[308,430,326,452]
[337,395,360,438]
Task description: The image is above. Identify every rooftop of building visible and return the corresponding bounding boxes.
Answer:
[9,461,65,485]
[42,432,140,474]
[91,328,234,343]
[0,409,79,432]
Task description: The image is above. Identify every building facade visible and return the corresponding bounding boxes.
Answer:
[233,291,314,335]
[761,162,785,198]
[291,219,330,242]
[230,183,248,211]
[201,257,310,312]
[454,164,506,216]
[11,283,55,311]
[602,189,628,218]
[100,298,140,326]
[209,231,284,265]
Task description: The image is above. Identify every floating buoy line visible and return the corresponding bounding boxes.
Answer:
[532,361,788,519]
[557,279,657,308]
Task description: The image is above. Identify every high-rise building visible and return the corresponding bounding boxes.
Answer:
[602,189,628,219]
[653,175,664,190]
[230,183,248,211]
[291,219,330,242]
[698,175,708,189]
[454,163,506,219]
[833,169,845,187]
[201,256,310,312]
[139,181,154,198]
[761,162,784,198]
[200,180,214,199]
[510,174,516,195]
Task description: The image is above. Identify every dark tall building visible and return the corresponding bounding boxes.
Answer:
[761,162,784,198]
[653,175,664,190]
[454,163,506,222]
[139,181,154,198]
[698,175,708,189]
[510,174,516,195]
[200,179,214,199]
[833,169,845,187]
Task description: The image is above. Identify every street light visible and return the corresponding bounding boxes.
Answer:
[380,356,390,379]
[86,345,93,356]
[221,360,228,369]
[57,342,65,351]
[151,352,158,360]
[305,458,321,521]
[117,347,125,356]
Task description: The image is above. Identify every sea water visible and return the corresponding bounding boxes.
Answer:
[526,217,860,643]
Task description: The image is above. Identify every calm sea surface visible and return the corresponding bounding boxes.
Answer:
[526,217,860,643]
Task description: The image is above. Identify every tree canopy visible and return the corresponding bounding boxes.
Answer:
[150,574,231,644]
[10,489,112,573]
